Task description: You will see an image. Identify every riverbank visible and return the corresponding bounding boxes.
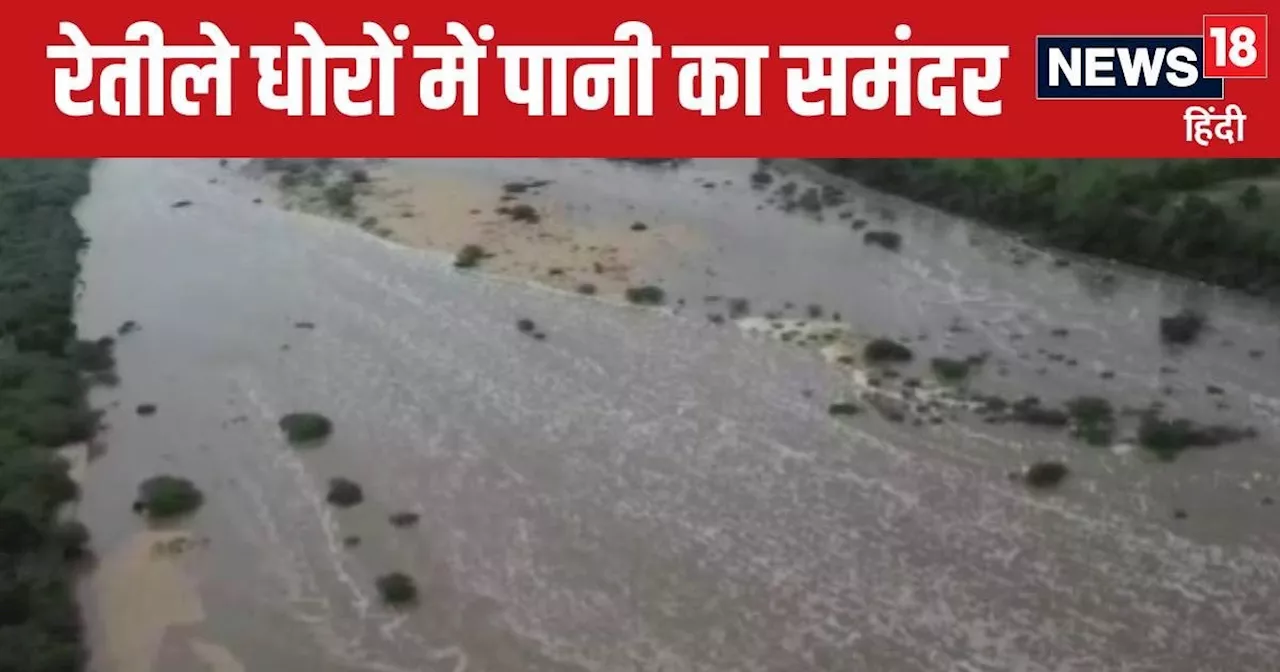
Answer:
[241,158,702,298]
[0,159,101,670]
[810,159,1280,296]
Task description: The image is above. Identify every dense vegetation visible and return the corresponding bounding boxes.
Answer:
[813,159,1280,294]
[0,159,97,672]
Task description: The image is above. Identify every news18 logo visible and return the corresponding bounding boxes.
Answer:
[1035,14,1267,146]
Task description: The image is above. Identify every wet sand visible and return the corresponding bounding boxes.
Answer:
[72,158,1280,672]
[246,158,702,296]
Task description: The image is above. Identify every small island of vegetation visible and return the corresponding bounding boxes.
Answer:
[134,475,205,519]
[279,412,334,445]
[375,572,419,606]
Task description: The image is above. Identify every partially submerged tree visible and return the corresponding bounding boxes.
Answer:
[279,412,333,445]
[135,475,204,519]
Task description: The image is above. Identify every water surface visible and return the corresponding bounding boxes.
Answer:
[74,158,1280,672]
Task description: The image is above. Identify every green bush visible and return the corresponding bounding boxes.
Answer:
[278,412,333,445]
[1024,461,1069,488]
[863,230,902,251]
[52,520,90,559]
[929,357,971,382]
[454,244,487,269]
[325,477,363,508]
[1065,396,1116,446]
[1137,413,1253,461]
[1008,397,1069,427]
[625,285,666,305]
[323,180,356,213]
[864,338,913,363]
[1159,310,1206,345]
[135,475,204,519]
[388,511,420,527]
[375,572,418,605]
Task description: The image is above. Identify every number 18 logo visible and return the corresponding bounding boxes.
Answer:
[1203,14,1268,78]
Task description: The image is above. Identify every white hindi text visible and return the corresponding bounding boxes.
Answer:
[45,20,1011,118]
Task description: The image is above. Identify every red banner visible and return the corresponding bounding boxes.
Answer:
[1,0,1274,156]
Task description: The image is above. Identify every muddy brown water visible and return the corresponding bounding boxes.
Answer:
[73,158,1280,671]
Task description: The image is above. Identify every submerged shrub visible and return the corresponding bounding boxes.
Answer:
[279,412,333,445]
[325,477,363,508]
[388,511,420,527]
[1024,461,1069,489]
[930,357,971,382]
[375,572,418,605]
[454,244,487,269]
[135,475,204,519]
[863,230,902,251]
[625,285,666,305]
[1159,309,1206,345]
[864,338,913,363]
[1066,396,1116,446]
[1137,413,1253,461]
[827,402,860,416]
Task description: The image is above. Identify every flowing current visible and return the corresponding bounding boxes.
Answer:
[71,159,1280,672]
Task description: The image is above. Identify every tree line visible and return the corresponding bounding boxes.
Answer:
[813,159,1280,295]
[0,159,99,672]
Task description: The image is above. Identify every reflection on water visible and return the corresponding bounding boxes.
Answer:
[73,159,1280,672]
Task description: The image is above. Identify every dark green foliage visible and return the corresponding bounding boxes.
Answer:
[1065,396,1116,446]
[1239,184,1262,211]
[497,204,540,224]
[375,572,418,605]
[278,412,333,445]
[135,475,204,519]
[929,357,972,382]
[863,230,902,251]
[388,511,420,527]
[625,285,666,305]
[454,244,487,269]
[0,159,97,671]
[322,180,356,215]
[51,520,90,559]
[1008,397,1069,427]
[1159,309,1206,345]
[1024,461,1069,488]
[827,402,860,416]
[325,478,363,508]
[864,338,913,363]
[749,170,773,187]
[1137,413,1254,461]
[811,159,1280,294]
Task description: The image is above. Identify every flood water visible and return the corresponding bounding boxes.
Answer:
[73,158,1280,672]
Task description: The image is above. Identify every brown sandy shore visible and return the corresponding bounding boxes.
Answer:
[242,158,702,298]
[60,444,244,672]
